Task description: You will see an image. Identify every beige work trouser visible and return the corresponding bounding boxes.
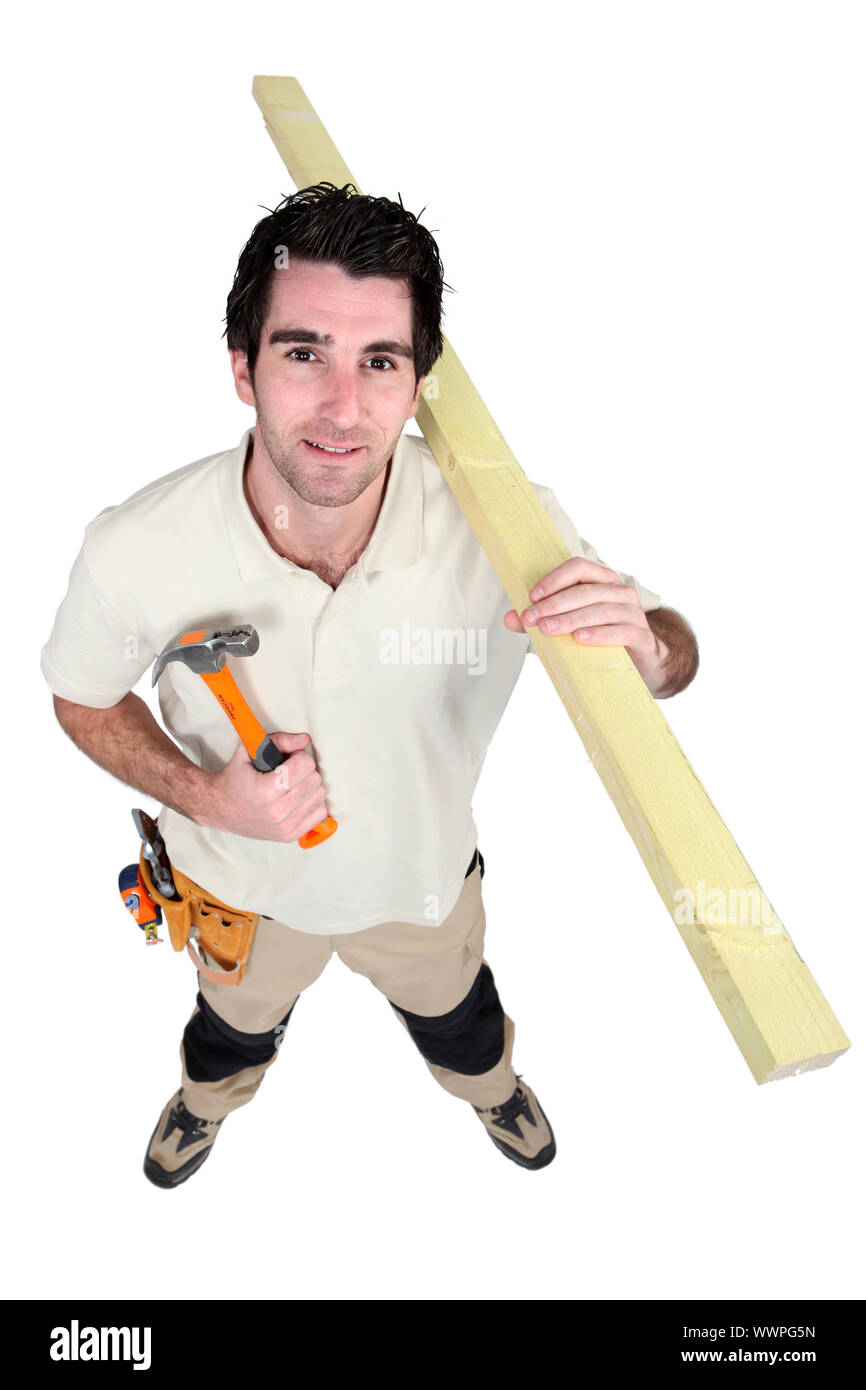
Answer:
[178,858,518,1121]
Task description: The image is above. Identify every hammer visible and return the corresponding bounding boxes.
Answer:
[152,624,337,849]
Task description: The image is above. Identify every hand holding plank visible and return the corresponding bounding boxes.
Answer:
[503,557,662,681]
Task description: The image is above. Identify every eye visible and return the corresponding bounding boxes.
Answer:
[284,349,396,371]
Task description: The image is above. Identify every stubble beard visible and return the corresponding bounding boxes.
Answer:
[255,401,398,509]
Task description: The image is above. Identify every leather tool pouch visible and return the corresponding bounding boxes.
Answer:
[138,847,258,987]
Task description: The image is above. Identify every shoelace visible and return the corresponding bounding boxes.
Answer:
[169,1100,209,1137]
[490,1087,529,1124]
[477,1075,528,1120]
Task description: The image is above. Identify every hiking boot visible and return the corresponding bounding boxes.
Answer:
[473,1074,556,1170]
[143,1090,224,1188]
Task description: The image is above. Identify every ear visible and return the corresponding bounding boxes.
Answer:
[230,348,256,408]
[406,374,425,420]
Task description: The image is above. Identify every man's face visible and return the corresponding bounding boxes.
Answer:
[230,258,425,509]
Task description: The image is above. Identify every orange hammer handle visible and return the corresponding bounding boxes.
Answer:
[198,665,337,850]
[200,666,268,760]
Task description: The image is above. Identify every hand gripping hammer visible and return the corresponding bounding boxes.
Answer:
[152,624,337,849]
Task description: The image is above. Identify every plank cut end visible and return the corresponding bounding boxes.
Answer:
[758,1043,851,1085]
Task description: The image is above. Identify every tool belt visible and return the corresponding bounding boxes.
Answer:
[138,847,258,987]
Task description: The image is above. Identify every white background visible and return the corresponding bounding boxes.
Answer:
[4,1,864,1302]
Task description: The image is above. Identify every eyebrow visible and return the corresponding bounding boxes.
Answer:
[268,328,414,360]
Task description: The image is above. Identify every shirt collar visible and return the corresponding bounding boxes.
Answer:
[218,426,424,582]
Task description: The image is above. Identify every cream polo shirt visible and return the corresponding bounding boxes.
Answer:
[41,427,662,934]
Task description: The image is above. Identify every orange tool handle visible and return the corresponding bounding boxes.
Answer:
[198,662,337,850]
[200,665,269,761]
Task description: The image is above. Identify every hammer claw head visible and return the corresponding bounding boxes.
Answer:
[152,624,260,684]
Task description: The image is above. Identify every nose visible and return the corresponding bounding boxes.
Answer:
[319,362,362,429]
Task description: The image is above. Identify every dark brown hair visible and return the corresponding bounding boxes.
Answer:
[224,182,452,385]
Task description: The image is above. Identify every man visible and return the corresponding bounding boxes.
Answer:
[41,183,698,1187]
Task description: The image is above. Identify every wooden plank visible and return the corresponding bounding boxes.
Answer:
[251,74,850,1083]
[253,75,360,189]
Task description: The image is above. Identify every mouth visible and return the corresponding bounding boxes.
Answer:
[303,439,365,458]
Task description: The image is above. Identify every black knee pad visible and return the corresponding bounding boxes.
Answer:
[182,990,295,1084]
[389,963,504,1075]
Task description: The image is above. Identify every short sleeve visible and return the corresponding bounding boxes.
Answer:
[524,484,664,654]
[40,542,155,708]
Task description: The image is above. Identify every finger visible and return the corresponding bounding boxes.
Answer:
[271,771,325,827]
[289,783,327,823]
[269,731,311,754]
[522,583,638,626]
[270,752,318,793]
[529,557,622,602]
[531,600,641,635]
[503,608,527,633]
[572,621,654,650]
[286,786,329,837]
